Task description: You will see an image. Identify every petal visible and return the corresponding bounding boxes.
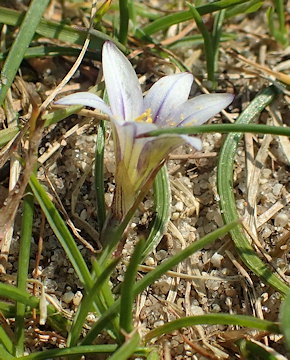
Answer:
[113,120,157,163]
[180,135,202,151]
[102,41,143,122]
[135,135,187,179]
[173,93,234,127]
[143,73,193,124]
[55,92,112,116]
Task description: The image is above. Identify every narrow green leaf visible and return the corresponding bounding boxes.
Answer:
[0,302,16,317]
[238,338,281,360]
[15,345,118,360]
[107,333,140,360]
[68,258,120,347]
[119,0,129,45]
[81,220,239,344]
[29,174,93,289]
[0,325,15,355]
[188,3,215,85]
[0,46,101,61]
[217,86,289,295]
[0,345,14,360]
[0,0,50,105]
[0,283,70,334]
[138,123,290,138]
[0,283,39,308]
[138,0,250,38]
[0,127,19,148]
[15,191,34,356]
[225,0,263,18]
[120,239,145,338]
[168,33,235,49]
[142,165,171,258]
[280,290,290,349]
[0,7,126,52]
[145,314,280,342]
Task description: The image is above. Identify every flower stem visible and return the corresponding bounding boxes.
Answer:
[99,163,164,264]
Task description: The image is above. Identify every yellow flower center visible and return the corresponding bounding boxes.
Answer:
[135,108,153,123]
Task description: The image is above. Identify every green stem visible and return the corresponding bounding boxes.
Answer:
[145,314,280,342]
[188,4,215,86]
[139,123,290,138]
[139,0,249,38]
[15,190,34,356]
[119,239,144,340]
[275,0,286,34]
[68,258,120,346]
[212,9,226,75]
[16,345,118,360]
[0,0,50,105]
[99,164,163,264]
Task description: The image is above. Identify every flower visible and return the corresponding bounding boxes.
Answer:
[56,41,233,221]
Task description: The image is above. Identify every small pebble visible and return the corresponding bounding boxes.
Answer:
[145,256,155,266]
[190,305,204,316]
[62,291,74,304]
[175,201,184,212]
[274,213,288,227]
[73,291,83,306]
[272,183,283,196]
[210,253,224,268]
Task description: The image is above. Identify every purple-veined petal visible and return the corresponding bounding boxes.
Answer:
[113,120,157,164]
[143,73,193,125]
[102,41,143,122]
[173,93,234,127]
[55,92,112,116]
[180,135,202,151]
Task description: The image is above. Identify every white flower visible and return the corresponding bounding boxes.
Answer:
[56,41,233,221]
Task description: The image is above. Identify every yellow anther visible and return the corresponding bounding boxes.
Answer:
[135,108,153,123]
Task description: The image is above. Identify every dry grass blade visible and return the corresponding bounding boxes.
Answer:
[0,108,45,271]
[229,49,290,86]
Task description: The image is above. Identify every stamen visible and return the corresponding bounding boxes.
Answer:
[135,108,153,123]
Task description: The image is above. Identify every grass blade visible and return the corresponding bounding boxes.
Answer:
[0,325,15,355]
[119,0,129,45]
[0,283,70,334]
[142,165,171,258]
[107,333,140,360]
[16,345,118,360]
[145,314,280,342]
[0,345,14,360]
[0,127,19,148]
[0,45,101,61]
[217,86,289,295]
[238,338,283,359]
[280,290,290,349]
[138,123,290,138]
[188,4,215,86]
[15,190,34,356]
[0,6,126,52]
[81,220,239,344]
[68,258,120,347]
[29,174,92,289]
[138,0,249,38]
[119,239,144,339]
[0,0,50,106]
